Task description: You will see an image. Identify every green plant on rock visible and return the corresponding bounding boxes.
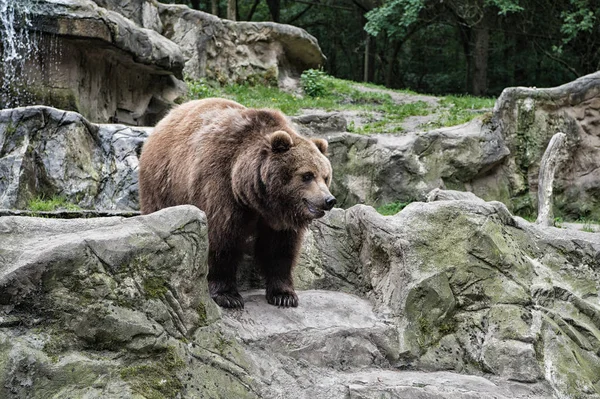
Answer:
[376,200,413,216]
[27,195,81,212]
[301,69,329,98]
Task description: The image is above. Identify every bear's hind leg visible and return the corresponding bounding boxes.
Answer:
[255,221,302,307]
[206,209,252,309]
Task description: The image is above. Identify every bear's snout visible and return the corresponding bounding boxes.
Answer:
[324,195,336,210]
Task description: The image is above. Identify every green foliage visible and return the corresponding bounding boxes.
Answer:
[560,0,597,44]
[301,69,330,98]
[376,200,413,216]
[27,196,81,212]
[365,0,425,38]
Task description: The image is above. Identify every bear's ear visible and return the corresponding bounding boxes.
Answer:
[311,138,328,155]
[269,130,293,153]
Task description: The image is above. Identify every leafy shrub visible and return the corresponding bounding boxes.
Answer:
[301,69,329,98]
[187,78,217,99]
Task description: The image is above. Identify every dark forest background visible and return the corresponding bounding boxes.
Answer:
[162,0,600,96]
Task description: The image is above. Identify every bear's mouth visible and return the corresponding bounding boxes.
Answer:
[303,199,325,218]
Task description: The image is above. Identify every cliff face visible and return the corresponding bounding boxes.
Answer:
[2,196,600,398]
[0,0,324,125]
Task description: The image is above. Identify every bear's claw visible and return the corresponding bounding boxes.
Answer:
[212,292,245,309]
[267,292,298,308]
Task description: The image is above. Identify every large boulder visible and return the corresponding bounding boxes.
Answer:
[294,117,510,208]
[295,193,600,398]
[157,3,325,88]
[0,201,566,398]
[0,0,186,125]
[0,106,149,210]
[493,71,600,219]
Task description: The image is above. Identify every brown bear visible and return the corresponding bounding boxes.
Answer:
[138,98,335,309]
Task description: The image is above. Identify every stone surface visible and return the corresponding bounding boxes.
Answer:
[312,118,510,208]
[292,194,600,398]
[0,106,150,210]
[493,71,600,219]
[158,3,325,88]
[1,0,186,125]
[2,195,600,397]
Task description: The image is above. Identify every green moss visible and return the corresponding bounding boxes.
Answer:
[143,277,168,299]
[120,347,185,399]
[196,301,208,326]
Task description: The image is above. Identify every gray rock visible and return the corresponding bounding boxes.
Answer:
[0,106,150,210]
[293,198,600,398]
[2,0,186,125]
[426,188,486,203]
[492,71,600,219]
[158,3,325,87]
[292,112,348,135]
[3,197,599,397]
[320,118,510,208]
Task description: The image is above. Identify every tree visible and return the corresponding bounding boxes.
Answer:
[227,0,237,20]
[365,0,523,95]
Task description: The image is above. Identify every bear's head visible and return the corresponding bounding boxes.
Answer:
[230,109,335,231]
[265,130,335,227]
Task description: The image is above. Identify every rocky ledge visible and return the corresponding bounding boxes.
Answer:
[1,193,599,398]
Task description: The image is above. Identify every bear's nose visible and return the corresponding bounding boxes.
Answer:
[324,196,336,210]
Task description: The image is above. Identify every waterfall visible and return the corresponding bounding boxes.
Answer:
[0,0,38,108]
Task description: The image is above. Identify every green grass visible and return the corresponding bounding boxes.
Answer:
[376,200,413,216]
[186,75,493,134]
[27,196,81,212]
[579,218,598,233]
[186,75,432,134]
[429,95,496,128]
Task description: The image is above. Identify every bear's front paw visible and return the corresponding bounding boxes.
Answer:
[211,291,244,309]
[266,291,298,307]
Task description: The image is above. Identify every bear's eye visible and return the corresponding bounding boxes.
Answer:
[302,172,314,182]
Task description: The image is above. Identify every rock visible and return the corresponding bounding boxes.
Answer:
[426,188,486,203]
[320,118,510,208]
[1,0,186,125]
[292,112,348,135]
[2,195,599,397]
[294,195,600,398]
[493,71,600,219]
[0,106,149,210]
[0,205,251,398]
[158,3,325,87]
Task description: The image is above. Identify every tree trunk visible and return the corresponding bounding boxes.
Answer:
[364,34,371,83]
[457,25,472,93]
[266,0,280,22]
[471,18,490,95]
[190,0,200,10]
[227,0,237,21]
[385,40,402,87]
[211,0,218,16]
[536,133,567,226]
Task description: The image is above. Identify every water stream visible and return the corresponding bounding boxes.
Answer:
[0,0,39,108]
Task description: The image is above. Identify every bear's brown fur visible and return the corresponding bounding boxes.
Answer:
[138,98,335,308]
